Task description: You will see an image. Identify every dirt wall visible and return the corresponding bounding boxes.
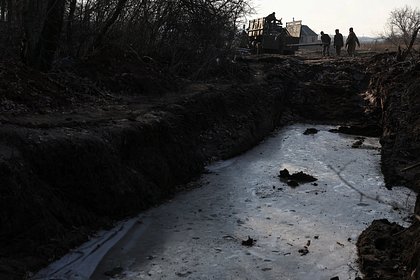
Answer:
[0,83,287,279]
[358,55,420,280]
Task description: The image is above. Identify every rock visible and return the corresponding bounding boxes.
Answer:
[298,247,309,256]
[287,180,299,187]
[351,139,364,148]
[289,171,317,183]
[241,236,256,247]
[279,169,317,187]
[279,169,290,178]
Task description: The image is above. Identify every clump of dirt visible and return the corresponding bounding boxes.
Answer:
[329,124,382,137]
[303,128,319,135]
[298,240,311,256]
[351,137,365,148]
[241,236,256,247]
[357,219,410,279]
[279,168,317,187]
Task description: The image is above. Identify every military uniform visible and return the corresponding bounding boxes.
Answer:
[321,32,331,56]
[334,30,344,56]
[346,29,360,57]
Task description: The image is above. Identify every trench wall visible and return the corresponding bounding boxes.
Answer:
[357,56,420,280]
[0,84,287,278]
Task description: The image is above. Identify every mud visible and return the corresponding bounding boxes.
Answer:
[0,53,419,279]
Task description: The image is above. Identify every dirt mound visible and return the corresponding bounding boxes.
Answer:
[279,168,317,187]
[357,219,405,279]
[74,48,180,96]
[357,219,419,280]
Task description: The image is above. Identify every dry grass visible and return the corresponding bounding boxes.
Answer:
[360,41,420,53]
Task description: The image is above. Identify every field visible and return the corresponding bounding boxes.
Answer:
[296,40,420,57]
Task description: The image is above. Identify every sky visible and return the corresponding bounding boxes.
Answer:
[251,0,420,37]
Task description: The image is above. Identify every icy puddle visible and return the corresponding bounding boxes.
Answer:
[34,124,416,280]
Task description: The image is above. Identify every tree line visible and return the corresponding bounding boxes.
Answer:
[0,2,418,72]
[385,5,420,60]
[0,0,251,72]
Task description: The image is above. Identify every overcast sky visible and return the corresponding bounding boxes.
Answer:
[251,0,420,37]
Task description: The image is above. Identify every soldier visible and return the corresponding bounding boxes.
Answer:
[265,12,277,33]
[320,31,331,57]
[333,29,344,56]
[265,12,277,24]
[345,27,360,57]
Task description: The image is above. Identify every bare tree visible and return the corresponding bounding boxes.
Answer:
[6,0,12,23]
[22,0,66,71]
[15,0,252,74]
[386,5,420,60]
[66,0,77,48]
[1,0,5,21]
[93,0,129,49]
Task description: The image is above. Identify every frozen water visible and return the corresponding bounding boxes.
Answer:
[33,124,416,280]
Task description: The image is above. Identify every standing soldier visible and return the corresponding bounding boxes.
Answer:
[333,29,344,56]
[265,12,276,24]
[320,31,331,57]
[264,12,282,33]
[346,27,360,57]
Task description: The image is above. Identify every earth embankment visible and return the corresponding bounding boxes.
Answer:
[358,54,420,280]
[0,81,289,279]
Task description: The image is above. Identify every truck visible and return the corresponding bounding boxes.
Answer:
[247,14,302,54]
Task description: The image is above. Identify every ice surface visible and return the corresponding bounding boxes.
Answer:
[34,124,416,280]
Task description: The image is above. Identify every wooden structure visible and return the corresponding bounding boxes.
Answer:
[247,15,301,54]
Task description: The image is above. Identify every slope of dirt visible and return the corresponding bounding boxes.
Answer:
[358,54,420,280]
[0,54,382,279]
[0,85,288,279]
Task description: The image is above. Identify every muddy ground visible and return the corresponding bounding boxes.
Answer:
[0,51,419,279]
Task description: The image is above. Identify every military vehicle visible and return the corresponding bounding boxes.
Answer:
[247,14,302,54]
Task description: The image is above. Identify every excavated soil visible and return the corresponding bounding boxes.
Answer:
[357,54,420,280]
[0,52,419,279]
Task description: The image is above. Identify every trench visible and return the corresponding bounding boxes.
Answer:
[4,55,418,280]
[33,124,415,280]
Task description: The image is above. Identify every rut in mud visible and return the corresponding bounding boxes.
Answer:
[0,54,419,280]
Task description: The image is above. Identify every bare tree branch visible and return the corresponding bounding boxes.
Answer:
[386,5,420,58]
